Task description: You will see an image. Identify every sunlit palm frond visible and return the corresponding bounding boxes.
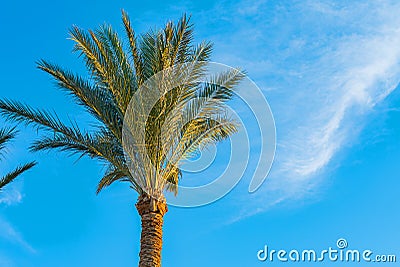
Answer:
[37,60,123,140]
[70,25,134,112]
[122,10,144,87]
[94,24,135,111]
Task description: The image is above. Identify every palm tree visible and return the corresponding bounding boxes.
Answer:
[0,127,36,191]
[0,11,244,267]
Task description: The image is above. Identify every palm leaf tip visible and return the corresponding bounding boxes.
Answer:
[0,161,37,191]
[0,126,18,156]
[96,167,125,194]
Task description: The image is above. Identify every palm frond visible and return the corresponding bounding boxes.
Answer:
[0,127,17,157]
[0,99,80,134]
[96,166,132,194]
[171,14,194,64]
[197,68,245,102]
[95,24,135,111]
[37,60,124,140]
[167,116,239,165]
[0,161,37,191]
[70,25,131,112]
[122,10,144,86]
[69,25,108,81]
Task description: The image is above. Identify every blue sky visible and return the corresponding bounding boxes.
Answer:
[1,0,399,266]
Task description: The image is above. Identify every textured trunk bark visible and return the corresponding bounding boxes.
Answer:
[136,195,168,267]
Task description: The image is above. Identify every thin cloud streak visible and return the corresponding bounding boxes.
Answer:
[0,186,23,206]
[0,182,35,255]
[0,217,36,253]
[0,254,13,267]
[202,0,400,217]
[280,30,400,178]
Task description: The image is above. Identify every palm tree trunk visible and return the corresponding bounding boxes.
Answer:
[136,195,168,267]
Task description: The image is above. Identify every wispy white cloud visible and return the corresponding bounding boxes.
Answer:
[0,254,14,267]
[0,183,23,206]
[280,30,400,177]
[0,181,35,256]
[267,0,400,192]
[0,217,35,254]
[235,0,269,16]
[198,0,400,216]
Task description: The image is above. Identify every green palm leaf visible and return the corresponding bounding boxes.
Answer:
[0,127,36,191]
[0,162,37,191]
[0,127,17,156]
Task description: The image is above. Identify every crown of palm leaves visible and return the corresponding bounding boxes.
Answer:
[0,11,244,197]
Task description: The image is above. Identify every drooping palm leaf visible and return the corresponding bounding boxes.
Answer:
[0,162,37,191]
[0,127,17,156]
[0,127,36,191]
